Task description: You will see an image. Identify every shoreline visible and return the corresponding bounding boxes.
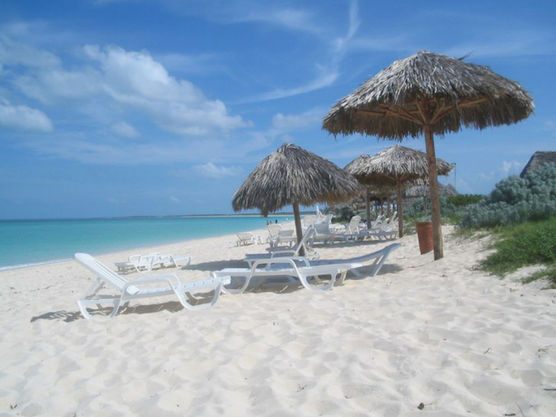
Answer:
[1,225,555,416]
[0,216,289,271]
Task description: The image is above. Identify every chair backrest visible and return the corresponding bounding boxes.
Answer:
[293,227,316,252]
[278,229,294,237]
[75,253,128,291]
[348,215,362,233]
[267,224,282,238]
[237,232,254,240]
[313,222,332,234]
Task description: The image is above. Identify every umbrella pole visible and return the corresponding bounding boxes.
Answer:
[292,202,305,256]
[396,181,404,238]
[366,188,371,230]
[424,123,444,260]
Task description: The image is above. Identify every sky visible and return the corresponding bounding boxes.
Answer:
[0,0,555,220]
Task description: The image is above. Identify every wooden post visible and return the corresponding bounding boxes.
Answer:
[396,181,404,237]
[424,124,444,260]
[365,188,372,230]
[293,202,305,256]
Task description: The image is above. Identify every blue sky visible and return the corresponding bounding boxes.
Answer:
[1,0,555,219]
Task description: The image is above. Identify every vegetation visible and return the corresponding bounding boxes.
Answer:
[448,194,484,207]
[404,194,483,225]
[459,164,556,229]
[454,164,556,287]
[478,217,556,288]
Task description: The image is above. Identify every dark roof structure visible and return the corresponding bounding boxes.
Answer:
[520,151,556,177]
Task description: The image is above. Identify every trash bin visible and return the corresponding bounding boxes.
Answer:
[416,222,433,254]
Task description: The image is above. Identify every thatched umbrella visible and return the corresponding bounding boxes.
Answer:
[323,50,534,259]
[232,143,361,251]
[345,145,453,237]
[405,181,458,216]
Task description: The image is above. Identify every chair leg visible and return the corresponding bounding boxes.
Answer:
[176,280,223,309]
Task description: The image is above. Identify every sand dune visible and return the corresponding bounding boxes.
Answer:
[1,225,555,416]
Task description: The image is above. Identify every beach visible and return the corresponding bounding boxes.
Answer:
[0,225,555,417]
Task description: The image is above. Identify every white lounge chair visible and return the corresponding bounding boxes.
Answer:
[270,229,297,248]
[115,254,154,273]
[311,222,344,245]
[245,227,319,265]
[115,252,191,273]
[154,254,191,269]
[266,224,283,247]
[359,215,398,241]
[75,253,228,319]
[297,243,401,278]
[346,215,362,234]
[236,232,262,246]
[211,258,363,294]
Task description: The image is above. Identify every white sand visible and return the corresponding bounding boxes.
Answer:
[1,225,555,417]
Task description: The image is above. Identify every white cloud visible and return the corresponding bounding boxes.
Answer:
[15,68,101,103]
[170,196,180,203]
[243,70,338,103]
[2,38,250,137]
[501,160,523,176]
[84,45,250,136]
[272,109,323,131]
[0,34,61,68]
[246,8,322,35]
[0,100,53,133]
[179,2,324,35]
[193,162,243,179]
[111,121,140,138]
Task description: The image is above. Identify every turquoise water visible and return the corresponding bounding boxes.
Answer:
[0,216,289,270]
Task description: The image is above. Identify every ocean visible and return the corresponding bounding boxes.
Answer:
[0,215,291,270]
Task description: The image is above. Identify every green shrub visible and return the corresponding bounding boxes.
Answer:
[448,194,484,207]
[460,164,556,229]
[479,217,556,287]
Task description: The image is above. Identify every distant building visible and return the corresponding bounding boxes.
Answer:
[520,151,556,177]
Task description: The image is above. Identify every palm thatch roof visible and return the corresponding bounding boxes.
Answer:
[404,182,458,198]
[345,145,453,237]
[323,50,534,260]
[323,51,534,138]
[233,143,361,249]
[233,143,361,215]
[520,151,556,177]
[345,145,453,187]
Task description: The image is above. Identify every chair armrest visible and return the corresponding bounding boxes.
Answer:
[270,249,296,257]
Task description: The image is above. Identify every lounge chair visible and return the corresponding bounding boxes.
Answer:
[211,258,363,294]
[75,253,228,319]
[266,224,283,247]
[346,215,362,234]
[115,254,154,273]
[236,232,262,246]
[300,243,401,278]
[115,252,191,273]
[155,254,191,269]
[359,215,398,241]
[269,229,297,248]
[311,222,344,245]
[245,227,319,266]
